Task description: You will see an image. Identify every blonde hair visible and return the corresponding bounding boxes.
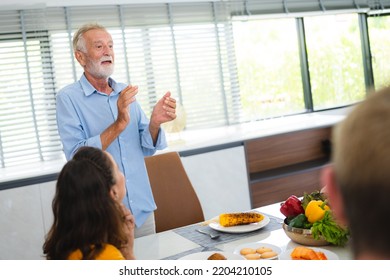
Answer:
[72,23,107,52]
[332,86,390,257]
[333,87,390,189]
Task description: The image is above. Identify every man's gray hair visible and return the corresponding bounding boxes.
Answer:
[72,23,107,52]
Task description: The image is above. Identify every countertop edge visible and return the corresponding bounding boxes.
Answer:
[0,110,348,190]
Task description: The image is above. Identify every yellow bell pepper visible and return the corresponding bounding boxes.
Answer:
[305,200,330,223]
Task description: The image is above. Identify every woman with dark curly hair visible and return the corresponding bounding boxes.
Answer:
[43,146,135,260]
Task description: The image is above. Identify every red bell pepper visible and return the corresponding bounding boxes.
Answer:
[280,195,305,218]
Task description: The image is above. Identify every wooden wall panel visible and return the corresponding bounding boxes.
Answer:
[245,127,331,174]
[249,166,323,208]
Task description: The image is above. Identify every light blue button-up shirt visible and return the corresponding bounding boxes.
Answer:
[56,74,167,227]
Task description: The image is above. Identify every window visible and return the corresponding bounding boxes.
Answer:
[232,17,305,121]
[368,14,390,90]
[304,14,366,109]
[0,29,63,168]
[120,4,241,130]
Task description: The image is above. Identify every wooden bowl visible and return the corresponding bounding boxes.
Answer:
[282,222,330,246]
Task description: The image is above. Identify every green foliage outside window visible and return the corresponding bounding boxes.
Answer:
[368,16,390,90]
[305,14,366,109]
[233,18,305,121]
[233,13,373,118]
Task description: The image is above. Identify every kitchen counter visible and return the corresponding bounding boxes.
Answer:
[165,110,347,156]
[0,108,349,190]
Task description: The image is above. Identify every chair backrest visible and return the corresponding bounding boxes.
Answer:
[145,151,205,233]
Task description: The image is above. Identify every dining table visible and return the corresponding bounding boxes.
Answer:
[133,201,353,260]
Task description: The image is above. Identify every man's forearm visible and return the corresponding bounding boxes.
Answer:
[149,123,160,146]
[101,121,126,150]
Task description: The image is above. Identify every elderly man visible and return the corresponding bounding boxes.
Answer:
[56,23,176,237]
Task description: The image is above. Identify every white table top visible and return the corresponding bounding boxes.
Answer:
[134,201,353,260]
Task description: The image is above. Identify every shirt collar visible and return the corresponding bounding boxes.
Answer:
[79,74,120,96]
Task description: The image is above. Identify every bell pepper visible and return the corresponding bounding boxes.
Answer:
[288,213,308,228]
[305,200,330,223]
[280,195,305,218]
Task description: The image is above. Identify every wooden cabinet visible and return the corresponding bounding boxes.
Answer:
[244,126,332,208]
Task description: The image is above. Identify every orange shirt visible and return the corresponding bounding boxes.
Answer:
[68,244,125,260]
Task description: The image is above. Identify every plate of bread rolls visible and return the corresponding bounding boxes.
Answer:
[234,242,282,260]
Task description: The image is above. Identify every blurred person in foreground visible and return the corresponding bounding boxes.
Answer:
[43,146,135,260]
[322,86,390,259]
[56,23,176,237]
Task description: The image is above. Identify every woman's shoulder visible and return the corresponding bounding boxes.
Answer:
[96,244,125,260]
[67,244,125,260]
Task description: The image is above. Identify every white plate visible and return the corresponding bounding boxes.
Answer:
[178,251,245,260]
[233,242,282,260]
[209,213,270,233]
[278,247,339,260]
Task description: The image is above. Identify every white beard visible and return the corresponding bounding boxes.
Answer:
[87,56,114,79]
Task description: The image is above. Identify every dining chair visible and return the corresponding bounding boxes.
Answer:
[144,151,205,233]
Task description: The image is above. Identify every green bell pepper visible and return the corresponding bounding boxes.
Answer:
[288,213,308,228]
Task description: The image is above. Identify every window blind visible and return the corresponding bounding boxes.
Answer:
[0,2,240,168]
[229,0,390,16]
[0,9,63,168]
[46,2,241,132]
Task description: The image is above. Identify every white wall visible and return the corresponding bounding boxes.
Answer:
[0,181,55,260]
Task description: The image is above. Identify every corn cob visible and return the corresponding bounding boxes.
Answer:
[219,212,264,227]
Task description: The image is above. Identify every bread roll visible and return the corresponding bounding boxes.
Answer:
[240,248,256,255]
[207,253,227,260]
[256,247,273,254]
[244,253,261,260]
[260,251,278,259]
